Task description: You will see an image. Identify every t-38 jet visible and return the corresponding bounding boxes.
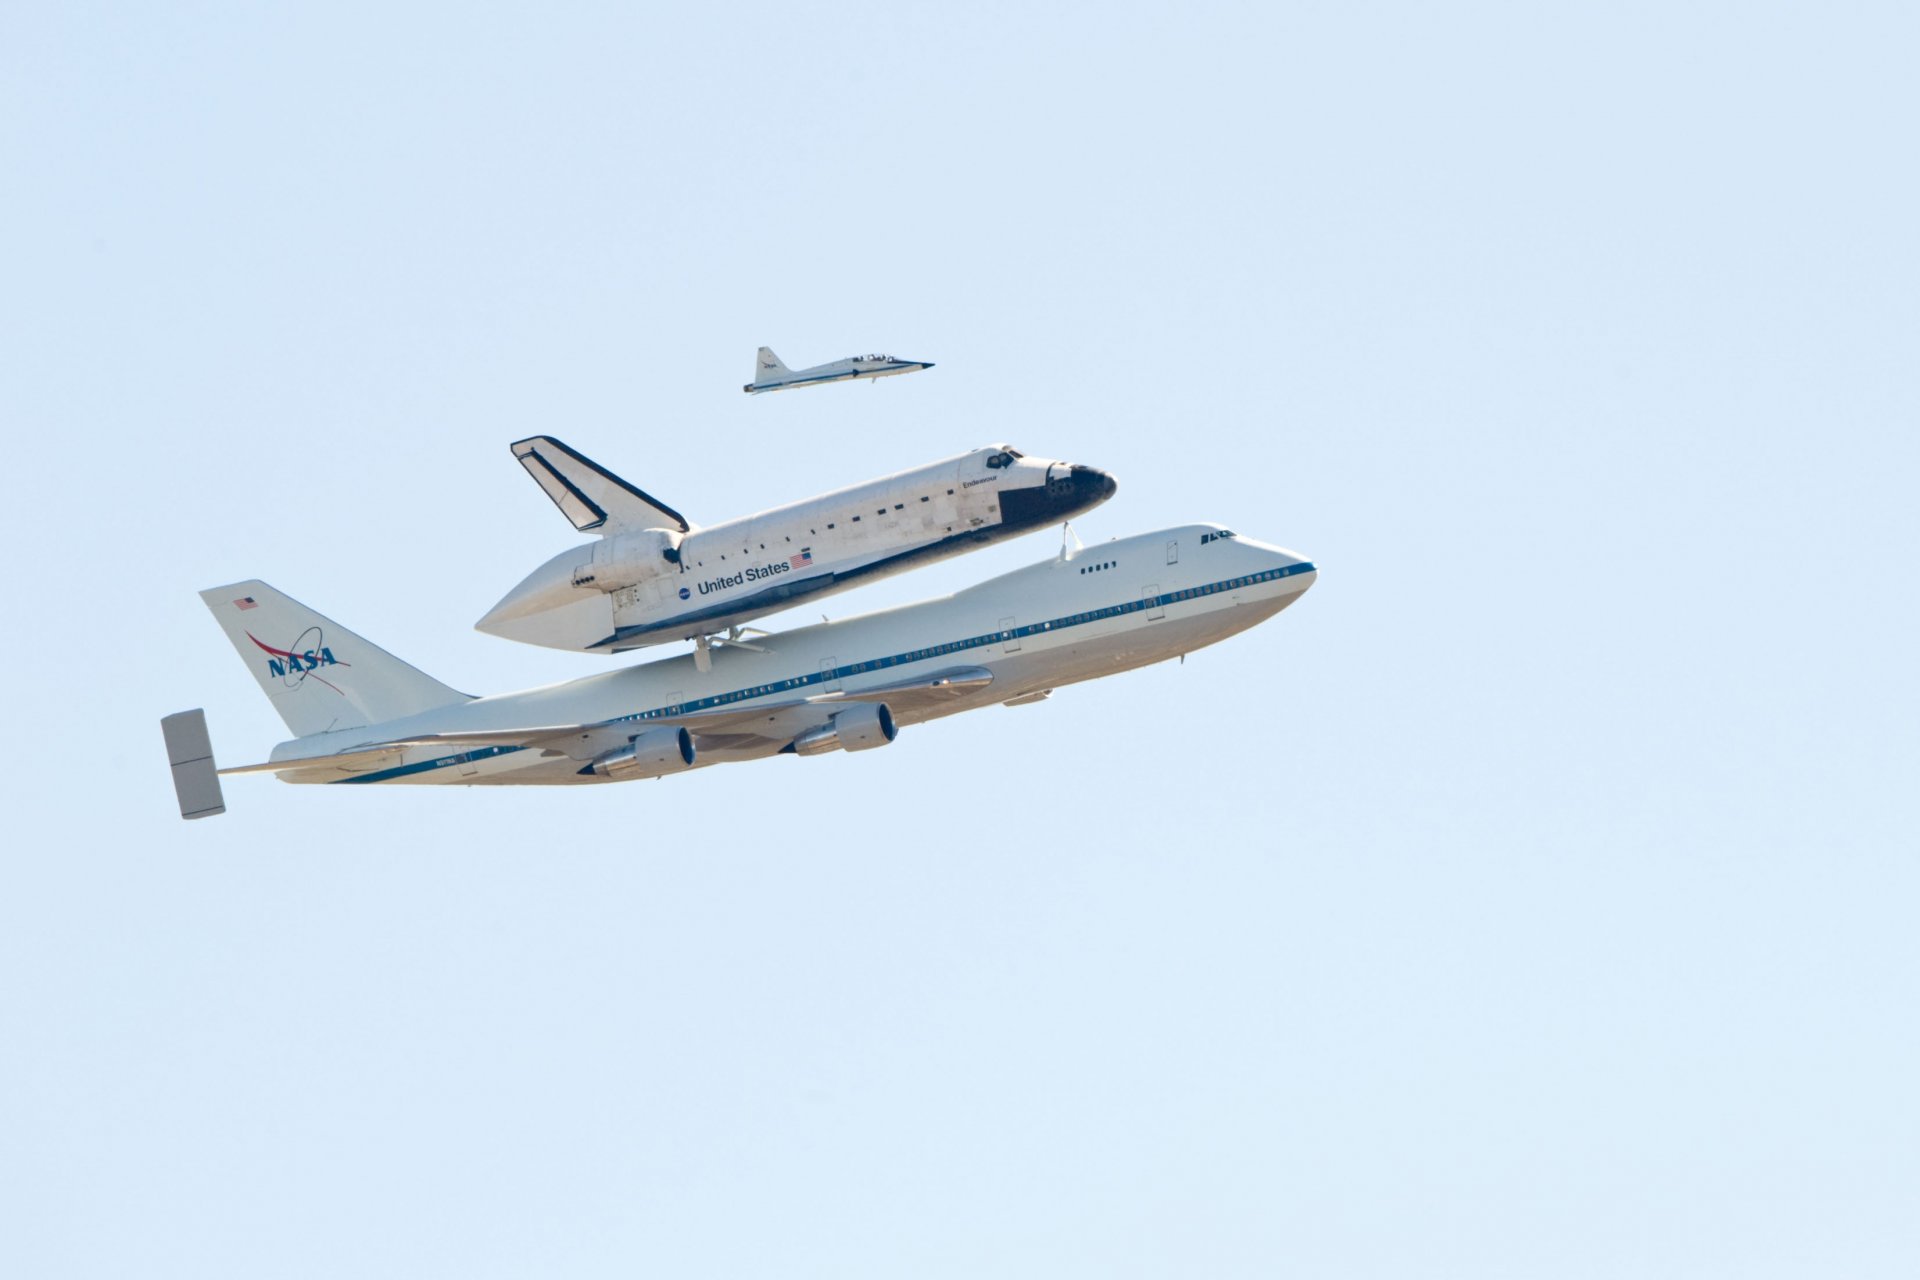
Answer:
[161,525,1316,814]
[476,437,1116,668]
[743,346,932,394]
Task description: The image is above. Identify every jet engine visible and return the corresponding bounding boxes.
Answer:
[584,726,696,779]
[791,703,897,756]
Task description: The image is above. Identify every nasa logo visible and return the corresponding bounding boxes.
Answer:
[246,628,348,694]
[678,587,691,600]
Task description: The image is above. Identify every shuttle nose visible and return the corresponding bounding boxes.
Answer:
[1004,461,1120,529]
[1071,464,1117,503]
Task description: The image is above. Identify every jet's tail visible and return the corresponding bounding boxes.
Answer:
[199,581,472,738]
[753,346,791,386]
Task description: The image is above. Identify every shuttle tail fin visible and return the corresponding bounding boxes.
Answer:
[509,436,694,534]
[199,582,472,739]
[753,346,791,386]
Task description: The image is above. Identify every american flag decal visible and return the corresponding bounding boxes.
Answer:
[790,549,813,570]
[234,596,258,611]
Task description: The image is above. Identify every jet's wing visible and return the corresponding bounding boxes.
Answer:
[811,665,994,709]
[510,436,693,534]
[218,725,607,775]
[666,665,997,738]
[222,667,997,773]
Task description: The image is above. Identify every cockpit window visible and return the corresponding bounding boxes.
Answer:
[986,452,1013,469]
[1003,448,1023,459]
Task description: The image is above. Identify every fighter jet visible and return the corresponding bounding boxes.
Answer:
[163,525,1317,811]
[743,347,933,394]
[476,436,1116,667]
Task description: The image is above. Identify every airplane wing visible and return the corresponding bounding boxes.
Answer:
[667,665,996,738]
[810,665,994,709]
[510,436,692,534]
[221,667,997,773]
[217,725,608,775]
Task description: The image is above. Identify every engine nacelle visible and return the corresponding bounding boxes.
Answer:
[571,528,682,593]
[792,702,897,756]
[585,726,696,779]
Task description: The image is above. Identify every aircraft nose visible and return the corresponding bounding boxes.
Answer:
[1072,464,1117,502]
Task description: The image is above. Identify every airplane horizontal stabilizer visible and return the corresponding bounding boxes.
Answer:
[511,436,693,534]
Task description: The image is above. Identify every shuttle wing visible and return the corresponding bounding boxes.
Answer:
[511,436,692,534]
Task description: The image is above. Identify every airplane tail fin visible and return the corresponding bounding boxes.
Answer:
[199,581,472,738]
[753,346,791,386]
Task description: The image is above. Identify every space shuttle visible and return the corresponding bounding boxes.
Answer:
[477,436,1117,664]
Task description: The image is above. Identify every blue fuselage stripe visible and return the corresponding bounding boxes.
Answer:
[331,561,1315,784]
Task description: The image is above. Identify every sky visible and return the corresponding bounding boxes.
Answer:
[3,2,1917,1275]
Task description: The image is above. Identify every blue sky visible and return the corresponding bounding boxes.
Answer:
[4,3,1917,1275]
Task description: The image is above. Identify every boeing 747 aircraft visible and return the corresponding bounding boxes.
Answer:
[744,347,932,394]
[480,437,1116,666]
[162,525,1316,814]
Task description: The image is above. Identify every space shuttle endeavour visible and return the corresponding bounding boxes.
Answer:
[478,437,1117,663]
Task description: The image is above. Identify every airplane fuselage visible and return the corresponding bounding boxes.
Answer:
[744,354,932,394]
[275,525,1316,786]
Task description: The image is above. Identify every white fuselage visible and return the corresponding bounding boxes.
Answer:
[744,355,932,394]
[478,446,1116,653]
[276,525,1316,786]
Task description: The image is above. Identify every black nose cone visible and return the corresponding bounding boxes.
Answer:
[1003,464,1121,530]
[1072,464,1118,503]
[1040,464,1117,517]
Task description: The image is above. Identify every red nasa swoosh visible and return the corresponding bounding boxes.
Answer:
[246,631,348,695]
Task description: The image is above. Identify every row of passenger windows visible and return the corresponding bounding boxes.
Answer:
[631,566,1301,721]
[1078,560,1117,575]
